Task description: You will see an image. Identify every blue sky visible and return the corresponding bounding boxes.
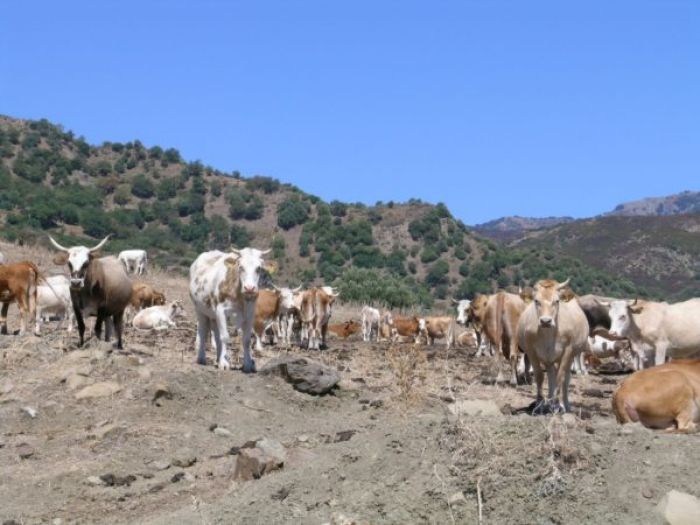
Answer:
[1,1,698,224]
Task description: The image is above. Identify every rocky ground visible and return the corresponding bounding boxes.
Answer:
[0,245,698,524]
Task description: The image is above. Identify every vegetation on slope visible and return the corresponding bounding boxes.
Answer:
[0,116,645,307]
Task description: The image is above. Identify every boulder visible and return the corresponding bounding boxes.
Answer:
[657,490,700,525]
[259,357,340,395]
[172,448,197,468]
[75,382,121,400]
[233,438,286,481]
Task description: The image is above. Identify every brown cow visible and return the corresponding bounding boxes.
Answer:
[391,316,422,343]
[327,320,360,339]
[612,359,700,432]
[253,289,283,350]
[469,291,528,385]
[0,262,39,336]
[421,316,455,348]
[130,282,166,310]
[299,286,338,350]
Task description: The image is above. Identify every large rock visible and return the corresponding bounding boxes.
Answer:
[233,438,286,481]
[259,357,340,395]
[657,490,700,525]
[75,382,121,400]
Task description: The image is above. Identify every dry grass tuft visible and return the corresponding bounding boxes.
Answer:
[386,344,427,407]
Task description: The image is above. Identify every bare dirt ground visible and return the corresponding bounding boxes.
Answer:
[1,243,698,524]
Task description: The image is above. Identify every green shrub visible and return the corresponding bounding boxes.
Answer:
[131,173,155,198]
[277,197,310,230]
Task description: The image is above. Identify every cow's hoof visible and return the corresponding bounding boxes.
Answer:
[532,399,547,415]
[242,360,256,374]
[548,400,564,414]
[196,357,207,366]
[218,359,231,371]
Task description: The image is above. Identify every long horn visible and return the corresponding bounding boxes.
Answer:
[451,299,459,305]
[230,247,240,256]
[89,235,111,253]
[292,285,303,292]
[626,298,638,307]
[48,235,69,252]
[556,277,571,290]
[260,248,272,255]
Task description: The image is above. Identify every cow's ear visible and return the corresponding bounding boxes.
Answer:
[630,305,644,314]
[89,251,100,260]
[264,262,277,275]
[558,288,575,302]
[53,253,68,265]
[224,256,237,269]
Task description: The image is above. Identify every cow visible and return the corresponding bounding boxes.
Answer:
[469,291,529,385]
[361,306,380,342]
[421,316,456,349]
[456,329,477,347]
[328,320,360,339]
[118,249,148,276]
[36,274,73,334]
[0,261,39,336]
[453,299,471,326]
[189,247,271,372]
[602,298,700,369]
[391,316,422,343]
[253,288,285,351]
[517,278,589,413]
[273,285,301,346]
[612,359,700,432]
[133,301,185,331]
[49,235,132,349]
[576,294,614,336]
[463,295,495,357]
[299,287,339,350]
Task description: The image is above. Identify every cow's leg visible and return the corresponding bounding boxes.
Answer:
[240,301,256,373]
[529,352,546,413]
[655,344,669,367]
[16,293,28,336]
[195,312,210,365]
[320,321,328,350]
[113,312,125,350]
[555,347,576,412]
[215,307,231,370]
[544,363,559,412]
[508,338,519,386]
[1,302,9,335]
[74,304,86,347]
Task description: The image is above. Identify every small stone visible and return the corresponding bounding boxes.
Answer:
[172,448,197,468]
[213,426,232,437]
[642,487,654,499]
[21,406,37,418]
[448,492,467,505]
[657,490,700,525]
[149,482,166,493]
[151,460,171,471]
[297,434,309,443]
[171,471,186,483]
[233,439,286,481]
[75,381,121,400]
[369,400,383,409]
[585,426,595,435]
[16,443,35,459]
[66,373,91,390]
[184,472,195,482]
[334,430,357,443]
[152,383,172,405]
[52,519,63,525]
[127,355,144,366]
[86,475,105,486]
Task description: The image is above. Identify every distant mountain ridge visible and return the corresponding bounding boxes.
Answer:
[472,216,575,242]
[604,190,700,217]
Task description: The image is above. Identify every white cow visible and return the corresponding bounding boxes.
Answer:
[36,275,73,334]
[604,298,700,369]
[274,285,302,345]
[361,306,380,342]
[189,248,270,372]
[453,299,471,325]
[132,301,184,331]
[118,249,148,276]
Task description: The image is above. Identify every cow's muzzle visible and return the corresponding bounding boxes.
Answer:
[539,316,553,328]
[70,278,85,289]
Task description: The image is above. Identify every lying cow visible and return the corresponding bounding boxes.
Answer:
[133,301,184,331]
[36,274,73,334]
[420,316,455,349]
[0,261,39,336]
[327,320,360,339]
[612,359,700,432]
[361,306,380,342]
[603,298,700,369]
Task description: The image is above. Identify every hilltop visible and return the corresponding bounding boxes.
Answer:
[472,216,575,243]
[605,190,700,217]
[0,115,644,305]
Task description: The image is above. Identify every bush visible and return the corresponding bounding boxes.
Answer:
[425,260,450,287]
[177,192,205,216]
[330,200,347,217]
[277,197,310,230]
[420,246,439,263]
[272,236,286,259]
[156,178,178,200]
[230,224,253,248]
[131,173,155,198]
[114,184,131,205]
[245,175,281,194]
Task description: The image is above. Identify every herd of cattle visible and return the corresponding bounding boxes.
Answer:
[1,237,699,432]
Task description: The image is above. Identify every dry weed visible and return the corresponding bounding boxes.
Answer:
[386,344,427,407]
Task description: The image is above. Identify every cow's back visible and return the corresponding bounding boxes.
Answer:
[189,251,231,316]
[97,257,133,313]
[656,299,700,355]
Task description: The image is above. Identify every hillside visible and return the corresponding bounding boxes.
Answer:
[472,216,575,243]
[514,214,700,300]
[0,115,644,305]
[605,190,700,217]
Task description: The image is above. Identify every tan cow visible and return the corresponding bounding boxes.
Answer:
[327,320,360,339]
[252,289,283,350]
[612,359,700,432]
[469,291,529,385]
[130,282,166,310]
[0,261,39,336]
[299,286,338,350]
[421,316,456,349]
[517,278,589,413]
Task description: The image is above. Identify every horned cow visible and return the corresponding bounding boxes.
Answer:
[49,235,132,349]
